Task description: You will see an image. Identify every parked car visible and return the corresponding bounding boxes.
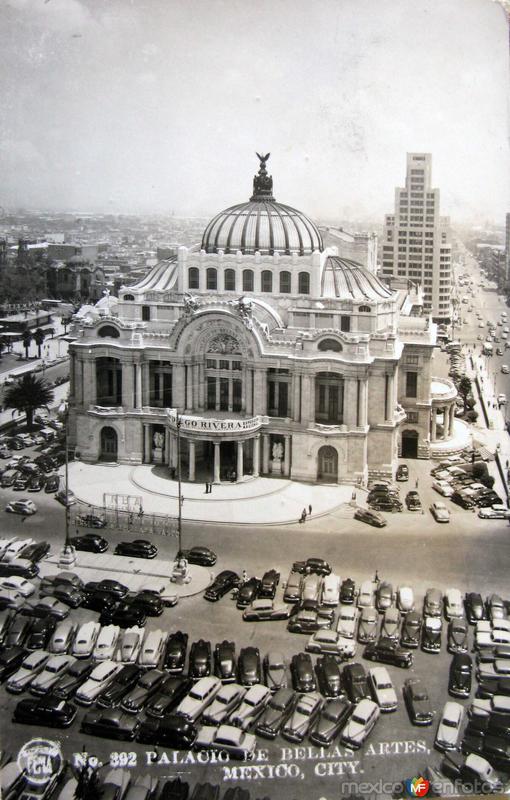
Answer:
[214,640,236,683]
[96,664,143,708]
[435,701,464,751]
[238,646,261,686]
[405,491,422,511]
[81,708,141,740]
[368,666,398,712]
[380,608,401,641]
[229,683,271,730]
[422,616,443,654]
[290,652,316,692]
[321,574,341,606]
[256,687,296,739]
[315,654,344,698]
[125,590,164,617]
[263,651,287,692]
[309,698,352,746]
[201,683,246,725]
[176,547,216,566]
[340,578,356,604]
[354,508,387,527]
[100,602,147,629]
[243,598,291,622]
[29,653,76,695]
[478,505,510,520]
[432,479,454,497]
[52,658,95,700]
[259,569,280,599]
[204,571,240,602]
[76,513,107,528]
[292,558,332,576]
[13,695,77,728]
[189,639,212,679]
[4,615,30,648]
[175,676,222,722]
[137,713,197,748]
[144,676,193,719]
[75,659,122,705]
[430,502,450,523]
[50,585,84,609]
[376,582,394,612]
[449,653,473,698]
[93,625,121,662]
[49,621,76,655]
[357,606,378,644]
[424,588,443,617]
[341,698,380,749]
[236,578,261,609]
[403,678,435,726]
[281,691,323,742]
[70,533,109,553]
[194,723,257,759]
[22,597,69,620]
[336,604,358,639]
[72,621,101,659]
[396,464,409,481]
[397,586,415,613]
[465,593,486,624]
[138,629,167,668]
[364,637,413,668]
[163,631,188,673]
[306,628,355,658]
[444,588,465,620]
[120,668,167,713]
[6,649,51,693]
[342,663,370,703]
[0,646,29,682]
[448,618,469,654]
[114,539,158,559]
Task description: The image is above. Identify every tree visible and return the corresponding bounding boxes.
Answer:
[3,373,54,430]
[33,327,46,359]
[472,461,488,479]
[457,375,472,413]
[21,330,32,360]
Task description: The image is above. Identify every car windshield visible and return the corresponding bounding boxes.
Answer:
[351,714,366,725]
[444,718,459,728]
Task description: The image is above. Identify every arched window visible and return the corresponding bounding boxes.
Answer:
[359,305,372,312]
[243,269,254,292]
[123,294,134,301]
[224,269,236,291]
[298,272,310,294]
[206,268,217,290]
[261,270,272,293]
[188,267,199,289]
[279,271,291,293]
[97,325,120,339]
[318,338,342,352]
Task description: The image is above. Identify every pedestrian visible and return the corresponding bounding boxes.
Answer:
[415,477,419,489]
[374,570,379,583]
[308,504,312,515]
[205,483,208,493]
[302,507,307,518]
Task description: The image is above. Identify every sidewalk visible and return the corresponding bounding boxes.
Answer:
[68,461,365,525]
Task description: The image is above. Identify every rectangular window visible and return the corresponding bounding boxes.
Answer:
[206,359,216,369]
[231,361,241,371]
[207,377,216,410]
[340,316,351,332]
[219,377,229,411]
[233,379,242,413]
[278,382,288,417]
[406,411,419,423]
[406,371,418,398]
[406,354,419,364]
[219,360,229,370]
[142,306,151,321]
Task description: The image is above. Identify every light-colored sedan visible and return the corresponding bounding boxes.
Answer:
[0,577,35,597]
[29,654,76,695]
[435,701,464,751]
[470,694,510,718]
[49,621,76,655]
[93,625,121,662]
[477,658,510,680]
[380,608,401,641]
[138,629,167,668]
[341,698,380,749]
[194,723,256,759]
[336,604,358,639]
[116,626,144,663]
[6,649,50,693]
[281,692,323,743]
[201,683,246,725]
[444,588,464,620]
[357,580,376,609]
[72,621,101,659]
[430,502,450,523]
[75,659,122,705]
[3,538,34,562]
[368,667,397,712]
[306,629,356,658]
[0,588,25,610]
[397,586,415,613]
[229,684,271,730]
[321,574,341,607]
[5,501,37,516]
[175,676,222,722]
[478,505,510,520]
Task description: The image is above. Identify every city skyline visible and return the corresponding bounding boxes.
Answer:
[1,0,509,223]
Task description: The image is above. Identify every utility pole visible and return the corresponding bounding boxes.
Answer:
[177,413,182,553]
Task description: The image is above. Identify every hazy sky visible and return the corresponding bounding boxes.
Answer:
[0,0,509,223]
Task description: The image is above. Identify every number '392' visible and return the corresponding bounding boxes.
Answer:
[110,752,137,767]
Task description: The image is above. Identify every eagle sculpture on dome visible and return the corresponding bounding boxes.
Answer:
[252,152,274,200]
[256,152,270,169]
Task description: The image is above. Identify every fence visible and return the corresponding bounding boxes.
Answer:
[71,505,179,537]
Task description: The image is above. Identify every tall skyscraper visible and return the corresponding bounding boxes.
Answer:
[381,153,452,322]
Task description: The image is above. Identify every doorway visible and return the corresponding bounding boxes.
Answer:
[401,429,419,458]
[317,445,338,481]
[100,426,118,461]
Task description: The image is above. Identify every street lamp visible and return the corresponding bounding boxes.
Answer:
[58,399,76,567]
[176,412,183,553]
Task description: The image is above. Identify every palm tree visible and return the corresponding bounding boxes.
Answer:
[3,374,55,430]
[21,330,32,359]
[33,327,46,359]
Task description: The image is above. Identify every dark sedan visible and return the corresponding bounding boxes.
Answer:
[145,677,193,719]
[353,508,387,527]
[81,708,140,740]
[403,678,435,726]
[176,547,216,566]
[238,646,262,687]
[290,653,316,693]
[76,514,107,528]
[204,570,240,602]
[465,592,486,624]
[259,569,280,599]
[256,687,296,740]
[448,653,472,698]
[114,540,158,559]
[214,640,236,683]
[18,541,50,563]
[189,639,212,679]
[52,659,95,700]
[99,603,147,629]
[83,579,128,598]
[121,669,167,713]
[0,646,28,681]
[447,618,469,655]
[363,638,413,668]
[13,695,77,727]
[340,578,356,604]
[400,611,422,648]
[163,631,188,673]
[126,591,164,617]
[476,678,510,700]
[292,558,332,576]
[70,533,109,553]
[44,475,60,493]
[50,586,85,609]
[25,616,57,650]
[81,591,118,614]
[4,617,31,649]
[342,663,370,703]
[96,664,144,708]
[309,699,352,746]
[236,578,261,609]
[27,475,45,493]
[316,655,344,698]
[137,713,197,748]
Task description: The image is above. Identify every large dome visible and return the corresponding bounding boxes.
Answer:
[201,154,323,256]
[321,256,394,301]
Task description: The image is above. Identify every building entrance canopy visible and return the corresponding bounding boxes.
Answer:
[167,409,269,438]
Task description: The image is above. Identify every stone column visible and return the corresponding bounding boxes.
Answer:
[142,362,150,407]
[449,403,456,436]
[193,365,200,411]
[228,379,234,412]
[442,407,448,440]
[188,440,196,481]
[83,359,96,407]
[386,374,394,421]
[293,373,301,422]
[143,424,151,463]
[301,374,313,425]
[431,409,437,442]
[121,363,134,410]
[262,434,270,474]
[283,435,291,476]
[135,364,142,409]
[243,368,251,414]
[213,442,221,483]
[164,428,170,464]
[253,369,267,415]
[198,364,206,410]
[186,366,193,411]
[237,441,244,481]
[173,365,185,410]
[343,378,357,428]
[359,379,368,427]
[253,435,260,477]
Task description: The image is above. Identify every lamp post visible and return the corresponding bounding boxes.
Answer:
[176,412,183,553]
[58,400,76,567]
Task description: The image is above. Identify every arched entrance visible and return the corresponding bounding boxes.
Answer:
[317,445,338,482]
[100,426,118,461]
[401,429,419,458]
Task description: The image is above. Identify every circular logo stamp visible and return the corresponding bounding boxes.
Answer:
[17,738,63,786]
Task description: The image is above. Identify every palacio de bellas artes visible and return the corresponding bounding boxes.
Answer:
[68,154,461,486]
